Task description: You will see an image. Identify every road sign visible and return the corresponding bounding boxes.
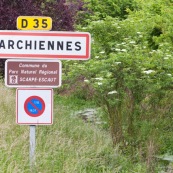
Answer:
[17,16,52,30]
[16,88,53,125]
[5,59,62,88]
[0,31,90,60]
[24,96,45,117]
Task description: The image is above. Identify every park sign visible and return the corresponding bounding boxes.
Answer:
[5,59,61,88]
[0,31,91,60]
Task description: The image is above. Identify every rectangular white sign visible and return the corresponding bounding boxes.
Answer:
[16,88,53,125]
[0,31,91,60]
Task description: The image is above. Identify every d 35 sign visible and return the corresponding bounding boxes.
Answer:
[17,16,52,30]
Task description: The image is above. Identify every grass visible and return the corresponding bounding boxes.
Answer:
[0,83,150,173]
[0,83,114,172]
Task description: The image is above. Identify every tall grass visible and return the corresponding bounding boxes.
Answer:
[0,82,148,173]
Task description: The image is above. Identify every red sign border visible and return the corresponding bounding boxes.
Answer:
[16,88,53,125]
[24,95,46,117]
[0,31,91,60]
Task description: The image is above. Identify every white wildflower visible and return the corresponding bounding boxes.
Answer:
[95,56,99,59]
[95,77,103,80]
[115,62,121,64]
[164,57,169,60]
[108,90,118,95]
[143,70,155,74]
[129,41,136,44]
[84,79,89,83]
[115,48,121,51]
[121,49,127,52]
[106,72,112,77]
[167,74,172,77]
[97,82,102,85]
[99,51,105,54]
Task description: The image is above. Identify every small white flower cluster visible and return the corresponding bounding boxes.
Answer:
[129,41,136,44]
[121,49,127,52]
[108,90,118,95]
[97,82,102,85]
[115,62,121,65]
[143,70,155,74]
[84,79,89,83]
[164,54,172,60]
[95,77,103,80]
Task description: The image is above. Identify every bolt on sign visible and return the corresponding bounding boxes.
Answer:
[5,59,62,88]
[17,16,52,30]
[0,31,90,60]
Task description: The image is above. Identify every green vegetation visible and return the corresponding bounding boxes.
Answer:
[0,83,149,172]
[61,0,173,172]
[0,0,173,172]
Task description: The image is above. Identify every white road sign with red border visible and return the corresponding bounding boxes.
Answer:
[0,31,91,60]
[16,88,53,125]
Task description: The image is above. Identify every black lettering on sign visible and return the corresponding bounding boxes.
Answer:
[57,41,63,50]
[42,19,48,28]
[66,41,72,51]
[48,41,54,50]
[0,40,5,49]
[33,19,39,28]
[17,40,23,49]
[8,40,14,49]
[21,19,28,28]
[75,42,81,51]
[39,41,45,50]
[34,41,37,50]
[25,40,32,49]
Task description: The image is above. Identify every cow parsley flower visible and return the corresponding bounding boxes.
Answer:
[143,70,155,74]
[115,62,121,64]
[95,77,103,80]
[108,90,118,95]
[129,41,136,44]
[121,49,127,52]
[84,79,89,83]
[97,82,102,85]
[115,48,121,51]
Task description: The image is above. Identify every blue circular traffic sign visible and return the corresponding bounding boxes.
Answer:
[24,96,45,117]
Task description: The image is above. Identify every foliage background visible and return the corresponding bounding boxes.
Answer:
[0,0,172,172]
[62,0,173,172]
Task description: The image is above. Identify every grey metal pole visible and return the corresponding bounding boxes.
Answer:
[30,125,36,171]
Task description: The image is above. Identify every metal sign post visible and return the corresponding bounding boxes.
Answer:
[30,125,36,171]
[16,88,53,171]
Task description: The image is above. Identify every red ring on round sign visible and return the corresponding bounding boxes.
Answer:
[24,96,45,117]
